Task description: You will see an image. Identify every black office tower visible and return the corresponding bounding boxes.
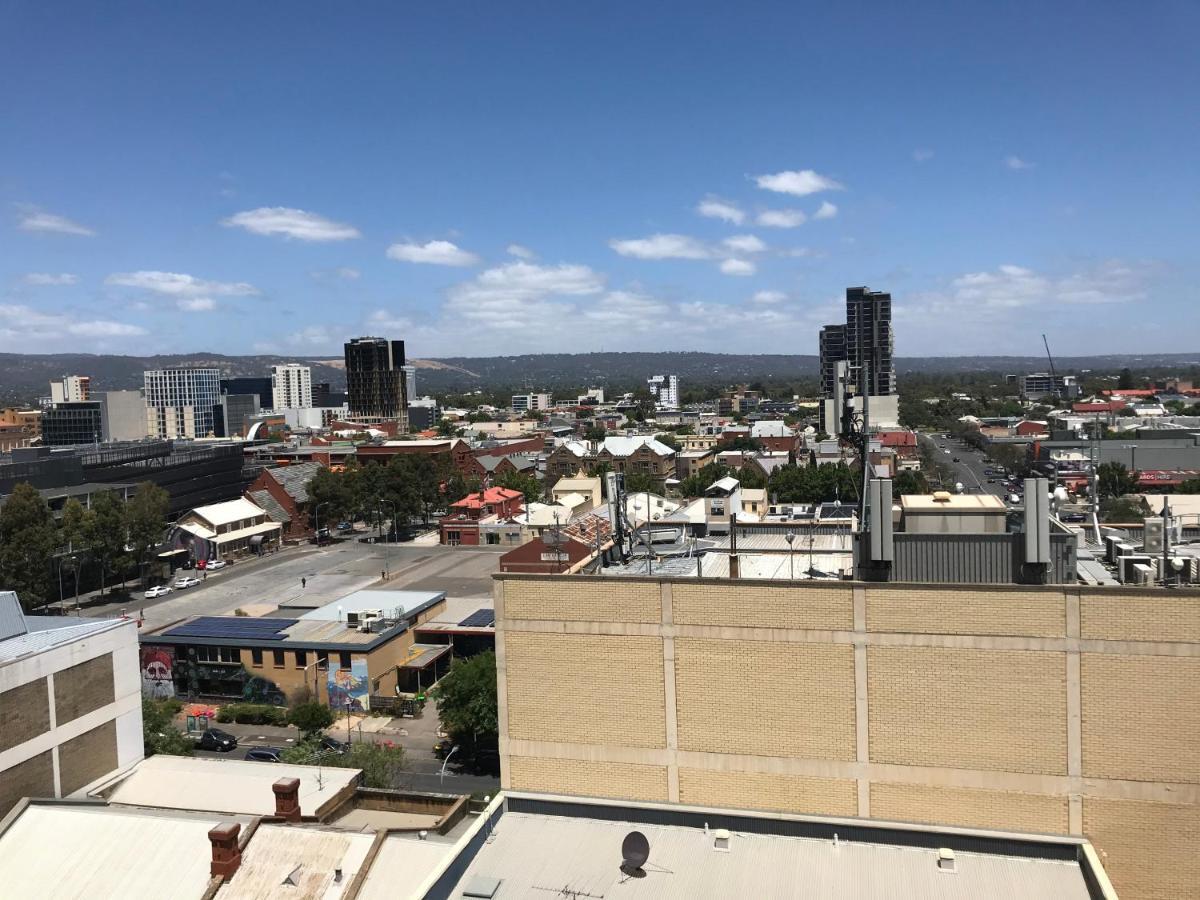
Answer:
[845,286,894,396]
[344,336,407,421]
[819,325,847,397]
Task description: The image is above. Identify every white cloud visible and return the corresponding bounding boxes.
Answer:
[1004,155,1034,170]
[752,290,787,305]
[756,208,806,228]
[337,267,361,280]
[913,149,934,162]
[609,233,711,260]
[17,208,95,236]
[23,273,78,286]
[722,234,766,254]
[754,169,843,196]
[813,201,838,220]
[506,243,536,260]
[386,239,480,267]
[720,258,756,276]
[221,207,361,241]
[106,271,259,298]
[781,247,816,258]
[0,304,145,348]
[177,298,216,312]
[581,291,670,330]
[696,197,745,225]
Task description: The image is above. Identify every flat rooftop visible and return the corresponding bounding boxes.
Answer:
[100,754,360,818]
[901,494,1007,513]
[439,795,1108,900]
[297,588,445,622]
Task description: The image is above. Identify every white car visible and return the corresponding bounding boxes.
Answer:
[173,576,201,589]
[144,584,172,599]
[205,559,227,571]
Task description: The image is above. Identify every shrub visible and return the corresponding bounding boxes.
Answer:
[215,703,288,726]
[289,701,335,738]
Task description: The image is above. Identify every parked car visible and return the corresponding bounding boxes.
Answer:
[196,728,238,752]
[181,558,196,570]
[173,575,201,589]
[244,747,283,763]
[320,735,349,755]
[467,748,501,776]
[1061,512,1087,523]
[144,584,172,599]
[336,521,352,531]
[952,457,961,463]
[206,559,227,571]
[986,478,995,484]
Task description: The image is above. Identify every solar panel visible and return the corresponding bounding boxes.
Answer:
[458,609,496,628]
[163,616,297,641]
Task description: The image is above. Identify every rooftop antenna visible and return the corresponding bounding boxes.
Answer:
[620,830,650,879]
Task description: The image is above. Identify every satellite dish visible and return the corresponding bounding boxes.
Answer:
[620,830,650,877]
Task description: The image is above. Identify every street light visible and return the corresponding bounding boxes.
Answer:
[312,500,331,545]
[440,744,460,787]
[784,531,795,580]
[345,699,353,746]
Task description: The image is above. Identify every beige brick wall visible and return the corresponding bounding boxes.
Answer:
[0,678,50,752]
[53,653,115,726]
[505,631,666,748]
[504,578,661,623]
[508,756,668,802]
[0,751,54,817]
[679,768,857,817]
[58,720,118,796]
[672,583,853,630]
[675,638,856,760]
[866,587,1065,638]
[870,782,1069,834]
[1081,591,1200,643]
[1083,797,1200,900]
[1081,653,1200,783]
[868,646,1068,775]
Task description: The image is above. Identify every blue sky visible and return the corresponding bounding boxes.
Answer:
[2,1,1197,359]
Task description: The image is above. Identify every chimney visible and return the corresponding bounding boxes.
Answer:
[208,822,242,878]
[729,553,740,579]
[273,777,302,822]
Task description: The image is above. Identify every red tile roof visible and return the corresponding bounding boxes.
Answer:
[451,487,524,509]
[877,430,917,447]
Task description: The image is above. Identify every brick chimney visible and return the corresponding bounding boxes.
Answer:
[208,822,241,878]
[273,777,302,822]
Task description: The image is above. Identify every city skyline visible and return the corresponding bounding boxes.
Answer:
[3,3,1198,358]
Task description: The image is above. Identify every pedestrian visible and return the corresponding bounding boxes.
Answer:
[203,571,207,581]
[302,577,307,589]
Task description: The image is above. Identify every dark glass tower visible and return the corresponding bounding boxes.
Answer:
[845,286,895,396]
[344,337,407,420]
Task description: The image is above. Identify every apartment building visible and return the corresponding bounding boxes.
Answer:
[0,592,142,817]
[494,574,1200,900]
[144,368,221,438]
[49,375,91,404]
[647,374,679,410]
[344,336,407,426]
[511,392,552,413]
[270,363,312,410]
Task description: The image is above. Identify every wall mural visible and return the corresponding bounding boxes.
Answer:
[140,645,175,699]
[327,658,370,712]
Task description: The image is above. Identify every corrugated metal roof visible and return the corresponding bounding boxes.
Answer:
[248,489,291,524]
[356,835,456,900]
[265,460,323,503]
[445,812,1092,900]
[0,616,124,663]
[0,590,26,642]
[221,824,374,900]
[0,804,227,900]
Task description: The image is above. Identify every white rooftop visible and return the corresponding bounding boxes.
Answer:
[601,435,675,457]
[221,823,375,900]
[297,588,446,622]
[102,754,360,817]
[0,803,231,900]
[189,496,269,528]
[356,834,460,900]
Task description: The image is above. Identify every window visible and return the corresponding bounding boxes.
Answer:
[219,647,239,664]
[339,651,352,669]
[251,648,263,667]
[317,651,329,670]
[273,649,285,668]
[295,650,307,668]
[446,530,461,546]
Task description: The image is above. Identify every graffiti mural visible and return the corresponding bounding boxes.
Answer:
[327,658,370,712]
[140,645,176,699]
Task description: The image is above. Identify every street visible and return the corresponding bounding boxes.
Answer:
[918,432,1010,498]
[85,540,504,630]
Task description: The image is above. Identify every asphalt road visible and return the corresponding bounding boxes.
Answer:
[86,540,503,629]
[918,432,1013,499]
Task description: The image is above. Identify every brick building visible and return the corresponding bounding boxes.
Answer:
[498,535,593,574]
[356,438,477,476]
[244,461,323,540]
[0,592,143,818]
[439,487,524,546]
[493,574,1200,900]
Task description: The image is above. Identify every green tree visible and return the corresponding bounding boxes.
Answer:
[0,482,57,611]
[892,470,930,498]
[736,465,767,490]
[724,435,762,453]
[431,651,498,748]
[86,491,129,595]
[307,466,355,524]
[1175,479,1200,494]
[142,697,194,757]
[126,482,169,587]
[280,739,406,788]
[655,432,680,452]
[494,468,543,504]
[444,471,480,506]
[584,425,607,442]
[59,497,89,552]
[1117,367,1135,390]
[1097,461,1139,499]
[680,463,732,498]
[288,701,335,740]
[771,462,860,505]
[1100,496,1148,523]
[623,472,660,495]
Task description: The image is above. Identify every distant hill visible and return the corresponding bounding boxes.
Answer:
[1,349,1196,405]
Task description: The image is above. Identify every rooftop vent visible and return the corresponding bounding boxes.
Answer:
[713,828,731,852]
[931,491,953,503]
[462,875,502,898]
[937,848,956,873]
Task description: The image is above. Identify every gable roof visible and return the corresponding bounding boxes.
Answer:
[247,489,291,524]
[264,460,323,503]
[187,497,267,528]
[601,435,675,457]
[451,486,524,509]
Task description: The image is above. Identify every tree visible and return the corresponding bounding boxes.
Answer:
[680,463,731,498]
[1175,479,1200,494]
[771,462,860,505]
[0,482,57,611]
[444,471,480,506]
[892,470,930,498]
[431,651,498,748]
[126,482,169,587]
[494,468,543,504]
[724,435,762,453]
[1097,461,1139,499]
[86,491,129,595]
[289,701,336,740]
[584,425,607,442]
[1100,496,1148,523]
[623,472,659,495]
[1117,367,1135,390]
[307,466,355,524]
[655,432,680,452]
[59,497,89,552]
[575,407,594,419]
[280,739,406,788]
[737,465,767,490]
[142,697,193,757]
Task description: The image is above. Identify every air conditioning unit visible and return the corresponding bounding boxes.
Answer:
[1119,555,1154,584]
[1130,562,1155,585]
[1143,519,1164,554]
[358,614,382,633]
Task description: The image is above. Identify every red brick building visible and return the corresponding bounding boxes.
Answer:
[244,461,324,540]
[439,487,525,546]
[357,438,477,475]
[499,535,593,574]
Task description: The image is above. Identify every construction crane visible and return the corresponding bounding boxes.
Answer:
[1042,334,1060,398]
